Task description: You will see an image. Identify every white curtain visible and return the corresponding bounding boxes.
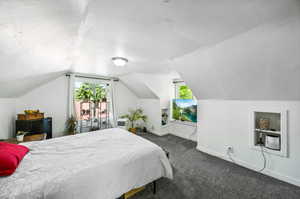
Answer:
[109,79,117,127]
[68,74,76,118]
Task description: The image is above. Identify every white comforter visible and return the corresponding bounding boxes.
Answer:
[0,128,172,199]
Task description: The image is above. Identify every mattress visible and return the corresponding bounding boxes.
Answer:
[0,128,173,199]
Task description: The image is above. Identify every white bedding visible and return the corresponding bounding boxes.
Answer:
[0,128,172,199]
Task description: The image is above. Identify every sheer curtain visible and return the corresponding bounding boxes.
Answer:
[68,74,116,133]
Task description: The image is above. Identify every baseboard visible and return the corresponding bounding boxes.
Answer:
[148,130,168,136]
[169,132,196,142]
[196,145,300,187]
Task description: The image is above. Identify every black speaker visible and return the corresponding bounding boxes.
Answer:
[43,117,52,139]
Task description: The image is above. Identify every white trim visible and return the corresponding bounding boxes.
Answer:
[196,145,300,187]
[150,130,168,136]
[110,79,117,127]
[170,120,197,127]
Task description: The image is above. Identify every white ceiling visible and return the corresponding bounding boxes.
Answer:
[0,0,299,99]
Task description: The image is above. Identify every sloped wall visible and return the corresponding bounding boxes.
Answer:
[139,73,173,108]
[173,16,300,100]
[119,73,158,99]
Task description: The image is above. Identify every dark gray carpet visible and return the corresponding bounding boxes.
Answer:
[132,132,300,199]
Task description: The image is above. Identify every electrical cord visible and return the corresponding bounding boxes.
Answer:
[257,144,267,172]
[227,149,235,164]
[227,144,266,172]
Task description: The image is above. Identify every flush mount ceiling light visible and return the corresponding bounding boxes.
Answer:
[112,57,128,67]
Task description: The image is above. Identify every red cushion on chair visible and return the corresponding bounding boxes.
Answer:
[0,142,29,176]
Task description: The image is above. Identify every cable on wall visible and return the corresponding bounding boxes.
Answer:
[257,145,267,172]
[227,148,235,164]
[226,145,267,172]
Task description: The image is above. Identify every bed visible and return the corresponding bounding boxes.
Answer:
[0,128,173,199]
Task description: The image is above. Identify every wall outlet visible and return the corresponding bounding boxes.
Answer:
[227,146,234,153]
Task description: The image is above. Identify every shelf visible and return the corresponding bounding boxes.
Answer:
[255,129,280,135]
[250,109,288,157]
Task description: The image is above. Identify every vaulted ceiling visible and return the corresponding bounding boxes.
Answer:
[0,0,299,99]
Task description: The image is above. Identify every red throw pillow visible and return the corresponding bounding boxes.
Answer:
[0,142,29,176]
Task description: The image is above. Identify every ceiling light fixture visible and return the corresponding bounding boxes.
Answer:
[112,57,128,67]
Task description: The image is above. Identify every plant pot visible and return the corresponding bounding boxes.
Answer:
[128,128,137,134]
[16,135,24,142]
[143,127,147,132]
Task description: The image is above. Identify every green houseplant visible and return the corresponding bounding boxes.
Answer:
[92,84,107,103]
[121,109,147,134]
[75,83,106,103]
[75,83,93,102]
[179,85,193,99]
[66,115,77,135]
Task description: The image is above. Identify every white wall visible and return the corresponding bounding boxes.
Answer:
[161,121,197,141]
[138,99,162,135]
[115,81,139,118]
[15,76,138,137]
[16,76,69,137]
[0,99,16,139]
[140,73,174,109]
[197,100,300,186]
[119,73,158,99]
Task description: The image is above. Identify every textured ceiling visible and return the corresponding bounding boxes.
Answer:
[0,0,299,99]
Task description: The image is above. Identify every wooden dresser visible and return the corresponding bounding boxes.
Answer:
[15,117,52,139]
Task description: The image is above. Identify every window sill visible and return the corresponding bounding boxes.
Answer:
[170,120,197,127]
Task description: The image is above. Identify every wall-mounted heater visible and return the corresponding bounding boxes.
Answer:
[117,118,128,130]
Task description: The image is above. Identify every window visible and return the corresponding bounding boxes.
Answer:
[178,85,193,99]
[172,82,197,123]
[69,75,116,133]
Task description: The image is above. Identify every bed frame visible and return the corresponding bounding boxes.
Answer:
[117,148,168,199]
[117,180,157,199]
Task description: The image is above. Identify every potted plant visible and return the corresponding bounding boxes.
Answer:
[16,131,26,142]
[66,115,77,135]
[121,109,147,134]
